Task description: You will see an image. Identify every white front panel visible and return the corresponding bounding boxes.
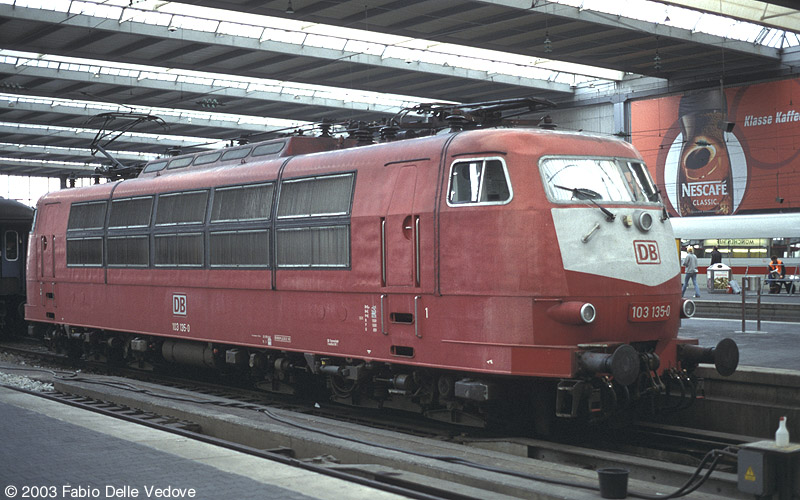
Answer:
[551,207,680,287]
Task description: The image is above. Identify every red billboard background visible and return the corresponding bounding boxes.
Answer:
[631,77,800,217]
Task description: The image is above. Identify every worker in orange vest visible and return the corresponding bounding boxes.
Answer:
[768,255,787,293]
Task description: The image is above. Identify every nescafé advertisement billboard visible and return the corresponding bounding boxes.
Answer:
[630,77,800,217]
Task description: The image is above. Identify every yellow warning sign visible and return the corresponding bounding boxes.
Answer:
[744,466,756,482]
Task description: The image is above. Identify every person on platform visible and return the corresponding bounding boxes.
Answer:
[681,247,700,298]
[710,246,722,265]
[768,255,787,294]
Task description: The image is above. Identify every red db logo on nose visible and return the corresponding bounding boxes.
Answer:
[634,240,661,265]
[173,294,187,316]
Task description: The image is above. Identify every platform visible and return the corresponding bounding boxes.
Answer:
[690,287,800,322]
[0,386,405,500]
[681,276,800,372]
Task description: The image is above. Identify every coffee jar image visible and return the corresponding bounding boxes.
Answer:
[676,89,734,216]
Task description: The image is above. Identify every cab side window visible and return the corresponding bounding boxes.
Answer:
[447,158,512,206]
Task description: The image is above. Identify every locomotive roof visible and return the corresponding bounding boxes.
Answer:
[138,126,639,176]
[0,197,34,221]
[137,135,355,179]
[40,126,642,206]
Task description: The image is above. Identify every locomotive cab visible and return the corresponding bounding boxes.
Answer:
[532,139,737,417]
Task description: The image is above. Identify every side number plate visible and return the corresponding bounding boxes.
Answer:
[629,302,671,322]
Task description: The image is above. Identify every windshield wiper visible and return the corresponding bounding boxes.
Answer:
[651,187,670,221]
[554,185,616,222]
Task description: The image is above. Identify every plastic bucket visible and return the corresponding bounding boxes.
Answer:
[597,467,629,499]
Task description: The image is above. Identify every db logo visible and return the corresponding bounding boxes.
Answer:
[173,294,187,316]
[634,240,661,264]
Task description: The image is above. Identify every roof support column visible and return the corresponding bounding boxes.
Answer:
[613,100,629,142]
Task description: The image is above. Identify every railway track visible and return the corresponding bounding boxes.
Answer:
[1,377,742,499]
[3,338,784,499]
[0,337,762,450]
[0,384,457,500]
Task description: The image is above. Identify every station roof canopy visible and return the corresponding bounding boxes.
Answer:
[0,0,797,178]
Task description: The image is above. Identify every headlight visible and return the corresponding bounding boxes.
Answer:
[634,210,654,232]
[681,298,696,318]
[547,301,596,325]
[580,303,596,324]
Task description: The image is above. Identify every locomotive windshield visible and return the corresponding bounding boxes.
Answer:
[540,157,658,204]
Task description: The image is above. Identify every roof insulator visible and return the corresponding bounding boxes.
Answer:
[446,114,469,132]
[538,115,557,130]
[379,125,399,141]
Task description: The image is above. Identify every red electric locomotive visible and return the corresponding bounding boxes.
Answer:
[25,101,738,432]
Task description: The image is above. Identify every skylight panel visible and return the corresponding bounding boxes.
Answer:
[24,0,70,11]
[137,71,177,83]
[261,28,307,45]
[121,9,171,26]
[305,34,348,51]
[546,0,798,48]
[172,15,216,33]
[345,40,385,57]
[70,0,122,19]
[246,83,283,94]
[218,22,261,39]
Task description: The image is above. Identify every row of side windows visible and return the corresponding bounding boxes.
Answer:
[65,173,354,269]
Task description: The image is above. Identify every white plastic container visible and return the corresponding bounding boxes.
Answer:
[776,416,790,447]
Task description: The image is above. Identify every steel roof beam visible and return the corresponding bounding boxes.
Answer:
[0,123,211,149]
[0,56,395,116]
[0,143,156,162]
[0,3,573,95]
[0,95,301,135]
[0,157,96,176]
[476,0,782,60]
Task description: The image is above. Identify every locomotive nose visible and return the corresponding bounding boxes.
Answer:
[678,337,739,376]
[578,344,640,386]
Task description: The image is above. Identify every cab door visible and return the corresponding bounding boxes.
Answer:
[40,232,55,279]
[382,165,423,339]
[38,203,60,308]
[384,165,418,287]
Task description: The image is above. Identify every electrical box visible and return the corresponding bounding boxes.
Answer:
[738,440,800,498]
[738,447,775,496]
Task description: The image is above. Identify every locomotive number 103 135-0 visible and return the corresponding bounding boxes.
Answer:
[171,322,191,333]
[628,302,671,322]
